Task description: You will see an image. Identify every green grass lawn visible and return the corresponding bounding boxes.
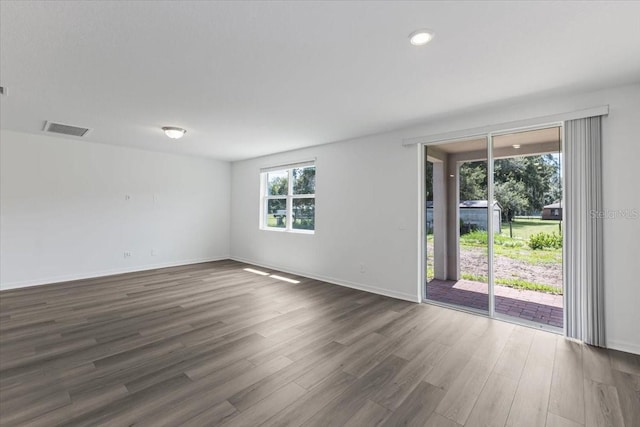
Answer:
[428,218,561,242]
[459,229,562,264]
[504,217,562,240]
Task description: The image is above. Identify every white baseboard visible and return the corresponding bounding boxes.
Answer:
[3,256,421,303]
[606,339,640,355]
[0,256,229,291]
[231,256,421,303]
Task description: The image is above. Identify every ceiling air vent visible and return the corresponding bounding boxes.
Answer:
[43,121,91,137]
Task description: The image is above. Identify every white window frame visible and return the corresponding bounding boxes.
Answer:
[260,161,315,234]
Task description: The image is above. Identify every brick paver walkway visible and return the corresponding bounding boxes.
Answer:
[427,279,563,328]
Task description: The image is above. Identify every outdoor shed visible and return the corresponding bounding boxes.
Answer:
[460,200,502,233]
[426,200,502,234]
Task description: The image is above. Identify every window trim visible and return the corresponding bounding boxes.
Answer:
[261,162,315,234]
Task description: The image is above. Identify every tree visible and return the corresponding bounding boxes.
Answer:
[267,175,288,196]
[545,154,562,206]
[292,166,315,194]
[493,155,561,214]
[425,161,433,201]
[494,179,529,221]
[455,154,561,217]
[459,161,487,201]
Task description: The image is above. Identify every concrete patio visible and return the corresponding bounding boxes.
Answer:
[427,279,563,328]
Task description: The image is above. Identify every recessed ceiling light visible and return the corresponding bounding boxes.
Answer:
[512,144,521,149]
[162,126,186,139]
[409,29,434,46]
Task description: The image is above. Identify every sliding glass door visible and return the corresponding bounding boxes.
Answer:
[424,125,564,331]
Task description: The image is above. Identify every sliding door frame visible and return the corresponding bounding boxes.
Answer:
[420,121,566,334]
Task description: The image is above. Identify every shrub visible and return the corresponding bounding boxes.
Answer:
[528,232,562,250]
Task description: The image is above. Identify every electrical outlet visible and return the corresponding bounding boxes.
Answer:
[125,194,131,201]
[151,249,157,256]
[359,263,366,273]
[124,251,132,258]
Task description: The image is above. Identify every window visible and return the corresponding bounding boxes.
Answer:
[261,162,315,233]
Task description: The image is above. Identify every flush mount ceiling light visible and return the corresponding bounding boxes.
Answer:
[409,29,434,46]
[512,144,521,149]
[162,126,186,139]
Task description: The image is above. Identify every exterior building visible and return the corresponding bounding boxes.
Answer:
[427,200,502,234]
[542,202,563,220]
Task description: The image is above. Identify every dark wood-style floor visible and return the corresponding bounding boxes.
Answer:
[1,260,638,427]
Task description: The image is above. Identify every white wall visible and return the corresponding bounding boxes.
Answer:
[0,130,230,289]
[598,86,640,355]
[230,133,420,302]
[230,83,640,354]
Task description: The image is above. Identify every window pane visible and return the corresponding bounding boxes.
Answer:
[292,166,315,195]
[266,199,287,228]
[267,170,288,196]
[292,198,315,230]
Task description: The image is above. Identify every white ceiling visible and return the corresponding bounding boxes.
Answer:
[1,1,639,161]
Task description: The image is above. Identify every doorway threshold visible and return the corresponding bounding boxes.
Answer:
[423,298,564,335]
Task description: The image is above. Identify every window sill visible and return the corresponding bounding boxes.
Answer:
[260,227,315,235]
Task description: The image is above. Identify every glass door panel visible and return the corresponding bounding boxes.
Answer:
[425,138,489,313]
[490,127,564,329]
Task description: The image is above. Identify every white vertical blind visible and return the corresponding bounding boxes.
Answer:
[564,116,605,346]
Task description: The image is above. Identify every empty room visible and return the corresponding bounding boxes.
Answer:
[1,1,639,426]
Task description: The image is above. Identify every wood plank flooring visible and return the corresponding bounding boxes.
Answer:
[1,260,638,426]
